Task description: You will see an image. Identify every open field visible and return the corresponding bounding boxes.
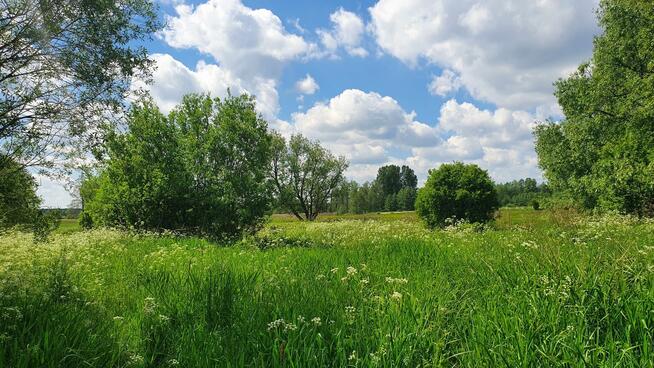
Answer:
[1,209,654,367]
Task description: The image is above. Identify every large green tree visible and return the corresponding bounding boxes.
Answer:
[83,94,273,238]
[0,157,40,229]
[535,0,654,215]
[1,0,160,170]
[271,134,348,221]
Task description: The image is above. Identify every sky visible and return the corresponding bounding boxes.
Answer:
[37,0,602,207]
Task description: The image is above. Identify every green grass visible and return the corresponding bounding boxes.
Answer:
[1,210,653,367]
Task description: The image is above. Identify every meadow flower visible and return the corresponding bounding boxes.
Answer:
[360,278,369,285]
[385,277,408,284]
[143,297,157,315]
[346,266,357,276]
[167,359,180,366]
[330,267,339,274]
[345,306,356,314]
[158,314,170,323]
[391,291,402,301]
[348,350,357,361]
[311,317,321,326]
[297,315,305,323]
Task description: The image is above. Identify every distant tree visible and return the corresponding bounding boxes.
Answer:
[384,193,398,212]
[0,157,40,229]
[396,187,417,211]
[83,94,273,238]
[416,162,499,228]
[1,0,161,170]
[375,165,402,198]
[400,165,418,190]
[495,178,549,207]
[534,0,654,215]
[271,134,348,221]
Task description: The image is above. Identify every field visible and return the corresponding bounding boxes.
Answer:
[1,209,654,367]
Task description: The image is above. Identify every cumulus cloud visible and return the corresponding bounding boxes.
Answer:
[295,74,320,95]
[162,0,315,78]
[407,100,541,183]
[317,8,368,58]
[369,0,600,110]
[291,89,440,179]
[132,53,279,118]
[151,0,320,118]
[428,69,462,96]
[290,89,542,184]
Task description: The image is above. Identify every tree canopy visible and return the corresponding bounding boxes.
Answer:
[1,0,161,170]
[271,134,348,221]
[83,94,273,238]
[535,0,654,215]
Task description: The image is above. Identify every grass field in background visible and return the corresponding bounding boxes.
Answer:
[2,209,653,367]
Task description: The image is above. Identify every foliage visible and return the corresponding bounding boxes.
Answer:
[271,134,348,221]
[0,0,161,169]
[416,162,499,228]
[1,211,654,366]
[534,0,654,216]
[376,165,402,197]
[83,94,273,238]
[495,178,550,207]
[0,158,40,229]
[31,210,61,243]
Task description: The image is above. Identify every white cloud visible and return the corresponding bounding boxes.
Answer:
[291,89,440,179]
[369,0,600,110]
[291,89,542,184]
[295,74,319,95]
[155,0,319,118]
[162,0,315,78]
[408,100,541,183]
[318,8,368,58]
[428,69,462,96]
[34,174,73,208]
[133,53,279,119]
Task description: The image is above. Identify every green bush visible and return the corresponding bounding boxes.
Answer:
[83,93,273,239]
[416,162,499,228]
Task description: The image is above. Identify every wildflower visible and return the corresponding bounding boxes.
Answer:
[297,315,305,323]
[385,277,408,284]
[311,317,322,326]
[330,267,339,274]
[284,323,297,332]
[267,318,285,331]
[346,266,357,276]
[167,359,180,366]
[348,350,357,361]
[113,316,124,321]
[345,306,356,314]
[315,274,325,280]
[360,278,369,285]
[391,291,402,301]
[341,276,348,282]
[143,297,157,315]
[158,314,170,323]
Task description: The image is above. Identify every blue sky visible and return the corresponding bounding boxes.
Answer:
[38,0,601,207]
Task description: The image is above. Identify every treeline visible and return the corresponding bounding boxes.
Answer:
[495,178,550,207]
[327,165,418,214]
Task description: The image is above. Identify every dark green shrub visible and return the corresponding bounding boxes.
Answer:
[78,212,94,230]
[531,200,540,211]
[32,210,61,243]
[416,162,499,228]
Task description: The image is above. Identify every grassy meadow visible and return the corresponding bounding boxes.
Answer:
[1,209,654,367]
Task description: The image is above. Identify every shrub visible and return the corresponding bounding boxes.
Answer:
[416,162,499,228]
[532,200,540,211]
[83,94,273,239]
[78,212,94,230]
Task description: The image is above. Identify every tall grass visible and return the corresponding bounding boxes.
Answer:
[1,210,653,367]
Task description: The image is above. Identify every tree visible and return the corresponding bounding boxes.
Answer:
[375,165,402,198]
[400,165,418,190]
[83,94,273,238]
[1,0,161,170]
[0,157,40,229]
[396,187,417,211]
[534,0,654,215]
[271,134,348,221]
[416,162,499,228]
